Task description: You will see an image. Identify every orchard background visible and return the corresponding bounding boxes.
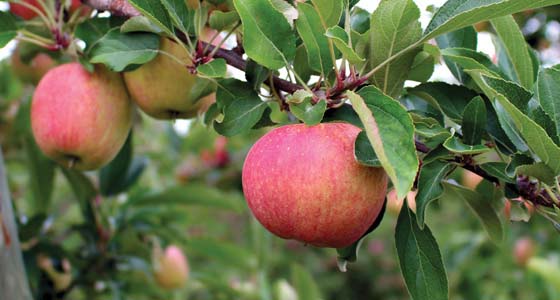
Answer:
[2,0,560,299]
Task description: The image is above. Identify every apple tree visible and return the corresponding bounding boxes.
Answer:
[1,0,560,299]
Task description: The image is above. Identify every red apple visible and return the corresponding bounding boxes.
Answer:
[10,0,89,20]
[153,245,189,290]
[11,47,57,85]
[242,123,388,248]
[31,63,132,170]
[514,237,536,267]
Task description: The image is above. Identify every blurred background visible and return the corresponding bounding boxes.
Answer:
[1,1,560,299]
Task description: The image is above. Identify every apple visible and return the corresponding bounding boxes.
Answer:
[513,237,536,267]
[123,38,206,120]
[242,123,388,248]
[386,188,417,216]
[10,0,90,20]
[31,62,132,170]
[153,245,189,290]
[11,48,57,85]
[462,170,483,189]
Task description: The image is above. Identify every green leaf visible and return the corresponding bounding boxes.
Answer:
[527,257,560,292]
[408,82,477,122]
[310,0,343,27]
[245,59,270,91]
[440,48,505,80]
[516,163,556,185]
[295,3,333,75]
[443,136,491,155]
[479,162,515,183]
[347,86,418,200]
[408,50,435,83]
[75,17,125,51]
[127,0,174,35]
[469,70,560,174]
[129,184,244,212]
[325,26,364,65]
[289,99,327,126]
[209,10,239,31]
[490,15,534,89]
[61,170,98,226]
[214,79,268,136]
[197,58,227,78]
[442,182,503,243]
[423,0,560,41]
[24,135,56,215]
[354,131,381,167]
[350,7,370,34]
[435,26,477,84]
[0,11,18,48]
[367,0,422,98]
[291,264,323,300]
[415,160,453,228]
[462,96,487,145]
[160,0,194,34]
[120,16,165,34]
[395,207,448,300]
[188,238,256,270]
[233,0,296,70]
[536,67,560,143]
[89,29,160,72]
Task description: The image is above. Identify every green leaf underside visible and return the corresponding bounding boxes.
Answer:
[347,87,418,200]
[395,207,448,300]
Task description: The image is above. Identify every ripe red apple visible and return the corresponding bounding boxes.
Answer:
[11,48,57,85]
[31,63,132,170]
[10,0,89,20]
[153,245,189,290]
[242,123,388,248]
[123,38,203,120]
[514,237,536,267]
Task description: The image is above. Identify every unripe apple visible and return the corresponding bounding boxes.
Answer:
[513,237,536,267]
[31,63,132,170]
[123,38,204,120]
[242,123,388,248]
[10,0,89,20]
[153,245,189,290]
[462,170,483,189]
[11,48,57,85]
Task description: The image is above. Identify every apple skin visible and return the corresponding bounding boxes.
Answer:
[11,49,57,85]
[31,63,132,171]
[10,0,89,20]
[123,38,202,120]
[242,123,388,248]
[154,245,189,290]
[462,170,483,189]
[386,188,417,216]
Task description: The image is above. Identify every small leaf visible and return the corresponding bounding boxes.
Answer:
[197,58,227,78]
[408,51,435,83]
[415,160,453,227]
[435,26,477,84]
[120,16,164,34]
[233,0,296,70]
[354,131,381,167]
[408,82,477,123]
[289,99,327,126]
[443,182,503,243]
[347,87,418,200]
[516,163,556,185]
[127,0,174,35]
[536,67,560,143]
[0,11,18,48]
[214,79,268,136]
[443,136,491,155]
[441,48,506,79]
[479,162,515,183]
[89,29,160,72]
[160,0,194,34]
[310,0,343,27]
[325,26,364,65]
[462,96,487,145]
[209,10,240,31]
[395,207,448,300]
[245,59,270,91]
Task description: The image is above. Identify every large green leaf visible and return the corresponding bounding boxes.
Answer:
[160,0,194,34]
[127,0,174,35]
[395,207,448,300]
[347,86,418,200]
[233,0,296,70]
[0,11,17,48]
[490,15,534,89]
[469,70,560,174]
[295,3,333,75]
[214,79,268,136]
[367,0,422,98]
[462,96,487,145]
[424,0,560,41]
[415,160,453,228]
[310,0,343,28]
[89,29,160,72]
[536,67,560,143]
[443,182,503,243]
